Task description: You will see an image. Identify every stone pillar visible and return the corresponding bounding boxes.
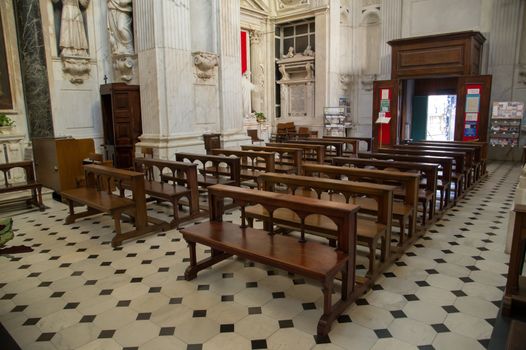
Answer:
[217,0,244,137]
[379,0,402,80]
[134,0,195,158]
[12,0,54,138]
[488,0,522,101]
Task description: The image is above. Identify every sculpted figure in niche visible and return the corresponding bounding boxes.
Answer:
[303,45,315,57]
[283,46,295,58]
[107,0,134,55]
[53,0,90,57]
[242,72,257,119]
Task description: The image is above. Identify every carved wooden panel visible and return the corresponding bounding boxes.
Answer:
[389,31,485,79]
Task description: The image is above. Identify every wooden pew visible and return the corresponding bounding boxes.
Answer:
[302,164,419,247]
[387,145,466,202]
[240,145,303,174]
[173,153,241,189]
[0,161,44,211]
[209,149,275,185]
[323,136,373,152]
[332,156,438,238]
[249,173,393,277]
[266,142,325,164]
[410,140,487,178]
[319,137,358,156]
[133,158,200,227]
[285,139,344,159]
[61,164,165,246]
[397,143,476,188]
[361,151,454,215]
[181,184,363,336]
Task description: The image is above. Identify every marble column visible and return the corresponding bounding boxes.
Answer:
[13,0,54,138]
[379,0,402,80]
[217,0,243,135]
[134,0,195,158]
[488,0,522,101]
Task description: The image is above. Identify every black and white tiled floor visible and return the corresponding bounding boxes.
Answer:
[0,161,519,350]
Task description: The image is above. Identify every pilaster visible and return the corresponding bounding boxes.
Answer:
[379,0,402,80]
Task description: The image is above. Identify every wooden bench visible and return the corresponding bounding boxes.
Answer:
[240,145,303,174]
[209,149,275,185]
[360,152,453,220]
[62,164,165,246]
[302,164,419,247]
[396,144,475,189]
[250,172,394,277]
[181,184,363,336]
[172,152,241,189]
[321,137,358,156]
[286,139,344,159]
[0,161,44,211]
[133,158,200,228]
[410,140,487,179]
[389,145,467,202]
[324,136,373,152]
[266,142,325,164]
[332,156,438,236]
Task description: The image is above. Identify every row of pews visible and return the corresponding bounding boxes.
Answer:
[61,136,486,336]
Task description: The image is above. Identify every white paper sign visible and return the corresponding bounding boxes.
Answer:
[467,88,480,95]
[381,89,389,100]
[465,113,478,122]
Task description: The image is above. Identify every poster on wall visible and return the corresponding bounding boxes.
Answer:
[0,14,13,110]
[462,84,481,141]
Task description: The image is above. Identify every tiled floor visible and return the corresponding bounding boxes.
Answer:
[0,161,519,350]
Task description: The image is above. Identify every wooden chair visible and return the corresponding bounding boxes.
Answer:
[247,129,264,144]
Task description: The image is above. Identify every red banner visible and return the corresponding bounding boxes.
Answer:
[241,31,248,74]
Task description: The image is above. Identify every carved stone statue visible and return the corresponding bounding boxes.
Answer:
[52,0,91,84]
[303,45,315,57]
[242,72,257,119]
[193,52,219,81]
[283,46,295,58]
[305,62,314,79]
[278,64,289,80]
[107,0,135,82]
[53,0,90,57]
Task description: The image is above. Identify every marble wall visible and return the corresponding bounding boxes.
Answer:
[12,0,54,138]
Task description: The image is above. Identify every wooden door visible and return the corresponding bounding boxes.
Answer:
[372,80,400,149]
[455,75,492,142]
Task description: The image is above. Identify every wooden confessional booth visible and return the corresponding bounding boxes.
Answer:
[372,31,491,149]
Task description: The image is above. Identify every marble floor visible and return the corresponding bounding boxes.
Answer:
[0,161,519,350]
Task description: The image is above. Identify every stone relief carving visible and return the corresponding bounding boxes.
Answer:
[339,74,352,91]
[52,0,91,84]
[278,64,289,80]
[303,45,315,57]
[278,0,310,9]
[107,0,135,82]
[250,30,263,45]
[305,62,314,79]
[192,52,219,81]
[361,74,376,91]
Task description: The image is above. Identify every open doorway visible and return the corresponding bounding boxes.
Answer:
[410,91,457,141]
[426,95,456,141]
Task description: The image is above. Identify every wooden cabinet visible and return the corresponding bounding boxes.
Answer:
[32,138,95,192]
[388,31,485,79]
[202,133,222,154]
[100,83,142,168]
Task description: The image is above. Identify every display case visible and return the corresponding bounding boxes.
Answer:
[489,102,524,148]
[324,107,352,137]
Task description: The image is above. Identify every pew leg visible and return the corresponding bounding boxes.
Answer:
[439,189,444,211]
[113,211,123,236]
[398,217,405,246]
[368,240,376,276]
[171,200,180,229]
[421,201,427,226]
[36,186,44,211]
[246,217,254,228]
[429,198,434,222]
[65,200,76,224]
[317,278,334,336]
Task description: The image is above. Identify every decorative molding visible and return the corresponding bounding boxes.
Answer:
[361,74,376,91]
[249,30,263,44]
[192,51,219,81]
[61,56,91,84]
[278,0,310,10]
[112,53,136,82]
[339,74,352,91]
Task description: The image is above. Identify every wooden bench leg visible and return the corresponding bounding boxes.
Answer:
[183,239,232,281]
[398,216,405,246]
[171,199,180,229]
[317,278,334,336]
[367,240,376,276]
[36,186,45,211]
[421,201,427,226]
